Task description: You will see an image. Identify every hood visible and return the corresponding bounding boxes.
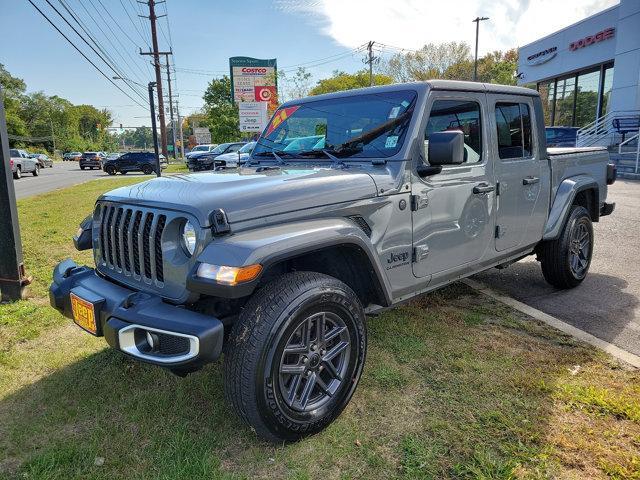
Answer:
[100,166,378,227]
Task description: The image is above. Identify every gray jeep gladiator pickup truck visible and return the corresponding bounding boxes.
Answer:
[50,80,616,442]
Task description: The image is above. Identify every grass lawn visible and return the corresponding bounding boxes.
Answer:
[1,179,639,479]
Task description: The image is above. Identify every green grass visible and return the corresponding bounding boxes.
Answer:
[1,180,640,479]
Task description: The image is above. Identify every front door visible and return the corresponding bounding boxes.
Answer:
[412,93,496,279]
[490,97,547,251]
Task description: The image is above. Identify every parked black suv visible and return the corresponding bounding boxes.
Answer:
[103,151,168,175]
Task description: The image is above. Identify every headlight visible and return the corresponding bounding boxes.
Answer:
[181,221,197,255]
[196,263,262,285]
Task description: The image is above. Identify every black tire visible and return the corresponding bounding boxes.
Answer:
[539,205,593,289]
[13,166,21,179]
[120,170,127,175]
[142,164,153,175]
[80,166,85,170]
[105,165,116,176]
[33,164,39,176]
[224,271,367,442]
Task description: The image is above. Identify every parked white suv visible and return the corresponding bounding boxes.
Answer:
[185,144,218,160]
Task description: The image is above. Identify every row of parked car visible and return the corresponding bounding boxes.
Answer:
[185,141,255,172]
[9,149,54,179]
[60,150,168,175]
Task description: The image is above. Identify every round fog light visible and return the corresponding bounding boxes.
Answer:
[146,331,157,350]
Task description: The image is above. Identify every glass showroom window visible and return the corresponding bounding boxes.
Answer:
[554,76,576,126]
[575,70,600,128]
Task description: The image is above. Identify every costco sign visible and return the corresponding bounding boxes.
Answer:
[570,27,615,51]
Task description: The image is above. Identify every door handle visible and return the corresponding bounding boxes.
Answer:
[523,176,540,185]
[473,183,495,194]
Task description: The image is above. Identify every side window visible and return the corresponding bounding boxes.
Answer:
[425,100,482,164]
[228,145,241,153]
[495,102,533,159]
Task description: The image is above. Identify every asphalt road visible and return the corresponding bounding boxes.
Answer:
[11,161,150,200]
[474,180,640,356]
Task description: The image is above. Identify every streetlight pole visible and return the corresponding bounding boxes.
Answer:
[148,82,162,178]
[472,16,489,82]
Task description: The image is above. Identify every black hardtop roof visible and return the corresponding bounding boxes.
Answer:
[279,80,539,107]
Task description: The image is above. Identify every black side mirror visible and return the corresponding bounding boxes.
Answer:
[428,131,465,166]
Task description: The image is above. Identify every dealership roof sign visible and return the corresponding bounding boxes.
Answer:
[526,46,558,66]
[570,27,615,51]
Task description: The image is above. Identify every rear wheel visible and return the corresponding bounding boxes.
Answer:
[13,166,21,179]
[539,205,593,289]
[80,166,85,170]
[224,272,367,442]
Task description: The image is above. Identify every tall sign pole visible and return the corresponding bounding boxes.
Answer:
[472,16,489,81]
[0,86,30,301]
[148,82,162,177]
[140,0,168,157]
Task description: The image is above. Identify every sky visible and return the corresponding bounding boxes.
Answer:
[0,0,618,128]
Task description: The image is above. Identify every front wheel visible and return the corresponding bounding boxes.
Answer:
[539,205,593,289]
[142,164,153,175]
[33,164,40,176]
[105,165,116,176]
[224,272,367,442]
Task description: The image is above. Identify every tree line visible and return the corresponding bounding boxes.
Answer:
[1,64,117,154]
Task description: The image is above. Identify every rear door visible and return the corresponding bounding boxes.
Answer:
[489,96,548,251]
[411,92,496,279]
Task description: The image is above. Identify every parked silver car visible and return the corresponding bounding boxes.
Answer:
[10,149,39,178]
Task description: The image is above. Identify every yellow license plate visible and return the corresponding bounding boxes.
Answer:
[70,293,97,335]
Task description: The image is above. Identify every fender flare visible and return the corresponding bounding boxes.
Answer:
[543,175,599,240]
[187,218,393,305]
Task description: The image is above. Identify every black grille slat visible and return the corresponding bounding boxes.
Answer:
[142,213,154,279]
[99,205,108,263]
[122,210,133,273]
[105,206,116,266]
[155,215,166,283]
[132,211,142,276]
[113,208,124,270]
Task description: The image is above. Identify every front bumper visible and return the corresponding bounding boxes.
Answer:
[49,259,224,371]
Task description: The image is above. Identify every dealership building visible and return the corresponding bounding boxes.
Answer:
[517,0,640,134]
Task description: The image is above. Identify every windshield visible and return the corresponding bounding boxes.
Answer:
[192,145,208,152]
[212,143,231,154]
[10,149,18,157]
[239,142,255,154]
[253,90,418,159]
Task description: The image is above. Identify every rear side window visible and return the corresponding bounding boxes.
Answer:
[425,100,483,164]
[495,102,532,159]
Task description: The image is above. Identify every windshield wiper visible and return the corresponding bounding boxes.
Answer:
[251,150,294,165]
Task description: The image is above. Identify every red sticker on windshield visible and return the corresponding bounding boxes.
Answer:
[265,106,300,136]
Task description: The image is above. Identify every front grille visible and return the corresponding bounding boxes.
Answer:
[98,204,167,285]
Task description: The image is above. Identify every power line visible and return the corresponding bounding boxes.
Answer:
[46,0,148,104]
[25,0,149,109]
[83,0,149,83]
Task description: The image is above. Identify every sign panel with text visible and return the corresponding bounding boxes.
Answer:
[229,57,278,110]
[239,102,269,132]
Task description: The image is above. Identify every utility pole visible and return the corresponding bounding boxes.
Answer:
[363,41,378,87]
[163,53,177,160]
[148,82,162,177]
[472,16,489,82]
[0,86,30,301]
[139,0,169,157]
[176,99,185,158]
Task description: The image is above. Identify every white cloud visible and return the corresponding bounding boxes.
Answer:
[278,0,619,53]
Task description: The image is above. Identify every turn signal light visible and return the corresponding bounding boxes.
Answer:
[196,263,262,286]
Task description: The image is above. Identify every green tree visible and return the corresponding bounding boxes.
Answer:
[309,70,393,95]
[385,42,471,82]
[202,75,242,143]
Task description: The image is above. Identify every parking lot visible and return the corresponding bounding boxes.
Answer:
[475,180,640,356]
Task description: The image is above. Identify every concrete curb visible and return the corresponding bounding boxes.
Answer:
[462,278,640,369]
